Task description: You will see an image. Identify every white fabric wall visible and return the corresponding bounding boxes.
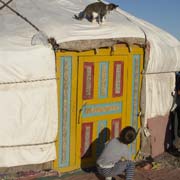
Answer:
[144,73,175,125]
[0,47,58,167]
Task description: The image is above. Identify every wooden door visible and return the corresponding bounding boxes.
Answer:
[76,55,128,168]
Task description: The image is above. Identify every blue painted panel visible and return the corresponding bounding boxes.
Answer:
[96,120,107,156]
[98,62,109,98]
[59,56,72,167]
[130,54,140,156]
[82,102,122,118]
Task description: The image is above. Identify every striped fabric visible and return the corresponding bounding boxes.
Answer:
[97,160,135,180]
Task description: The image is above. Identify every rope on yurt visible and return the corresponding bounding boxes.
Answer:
[0,77,59,85]
[0,0,12,10]
[0,140,56,148]
[142,71,178,75]
[0,0,59,49]
[0,0,40,32]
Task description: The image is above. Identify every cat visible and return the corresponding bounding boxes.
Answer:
[74,2,118,24]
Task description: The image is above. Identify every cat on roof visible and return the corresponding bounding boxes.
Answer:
[74,1,118,24]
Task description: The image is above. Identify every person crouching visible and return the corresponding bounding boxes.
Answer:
[96,126,137,180]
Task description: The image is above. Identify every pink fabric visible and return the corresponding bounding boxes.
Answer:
[147,114,171,157]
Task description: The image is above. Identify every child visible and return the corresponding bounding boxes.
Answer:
[96,126,137,180]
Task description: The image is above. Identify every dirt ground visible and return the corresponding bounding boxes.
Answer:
[51,152,180,180]
[1,152,179,180]
[57,168,180,180]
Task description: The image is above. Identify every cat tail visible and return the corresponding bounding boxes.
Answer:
[74,11,85,20]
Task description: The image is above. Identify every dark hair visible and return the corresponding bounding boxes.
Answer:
[119,126,137,144]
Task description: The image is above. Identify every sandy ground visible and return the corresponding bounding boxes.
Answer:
[1,152,179,179]
[48,152,180,180]
[57,168,180,180]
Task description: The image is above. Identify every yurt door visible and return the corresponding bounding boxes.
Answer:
[54,46,143,172]
[76,55,128,168]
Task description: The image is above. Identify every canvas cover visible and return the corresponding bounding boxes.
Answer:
[0,0,179,166]
[0,46,58,167]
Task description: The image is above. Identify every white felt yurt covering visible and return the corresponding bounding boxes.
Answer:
[0,0,180,167]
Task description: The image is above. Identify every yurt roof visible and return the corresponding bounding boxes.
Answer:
[0,0,180,73]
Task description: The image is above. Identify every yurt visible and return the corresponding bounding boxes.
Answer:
[0,0,180,174]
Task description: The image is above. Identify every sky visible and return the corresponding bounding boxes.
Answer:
[108,0,180,40]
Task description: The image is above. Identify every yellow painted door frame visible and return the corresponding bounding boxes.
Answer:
[54,53,79,172]
[54,44,144,173]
